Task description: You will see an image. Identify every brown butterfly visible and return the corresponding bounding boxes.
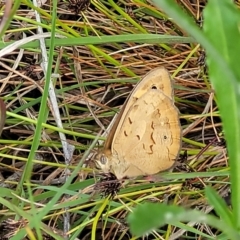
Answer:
[95,67,182,179]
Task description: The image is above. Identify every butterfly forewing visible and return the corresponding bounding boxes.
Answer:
[111,90,181,178]
[103,67,172,151]
[112,67,174,148]
[127,67,174,101]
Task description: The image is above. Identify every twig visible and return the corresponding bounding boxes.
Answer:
[0,0,12,34]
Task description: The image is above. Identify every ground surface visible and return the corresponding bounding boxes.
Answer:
[0,0,230,239]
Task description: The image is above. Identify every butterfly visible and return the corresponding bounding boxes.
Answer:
[95,67,182,180]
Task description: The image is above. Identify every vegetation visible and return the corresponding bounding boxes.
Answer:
[0,0,239,239]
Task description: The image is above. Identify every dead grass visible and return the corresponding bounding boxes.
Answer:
[0,0,230,239]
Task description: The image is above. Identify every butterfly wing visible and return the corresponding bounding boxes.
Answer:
[126,66,174,101]
[103,67,173,150]
[110,89,181,179]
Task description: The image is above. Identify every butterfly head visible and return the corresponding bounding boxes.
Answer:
[95,151,131,179]
[95,151,112,174]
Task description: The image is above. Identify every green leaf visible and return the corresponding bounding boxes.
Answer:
[127,203,239,239]
[128,203,208,236]
[127,203,184,236]
[152,0,240,231]
[203,0,240,228]
[0,99,6,135]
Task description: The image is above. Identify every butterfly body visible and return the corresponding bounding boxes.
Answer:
[96,67,182,179]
